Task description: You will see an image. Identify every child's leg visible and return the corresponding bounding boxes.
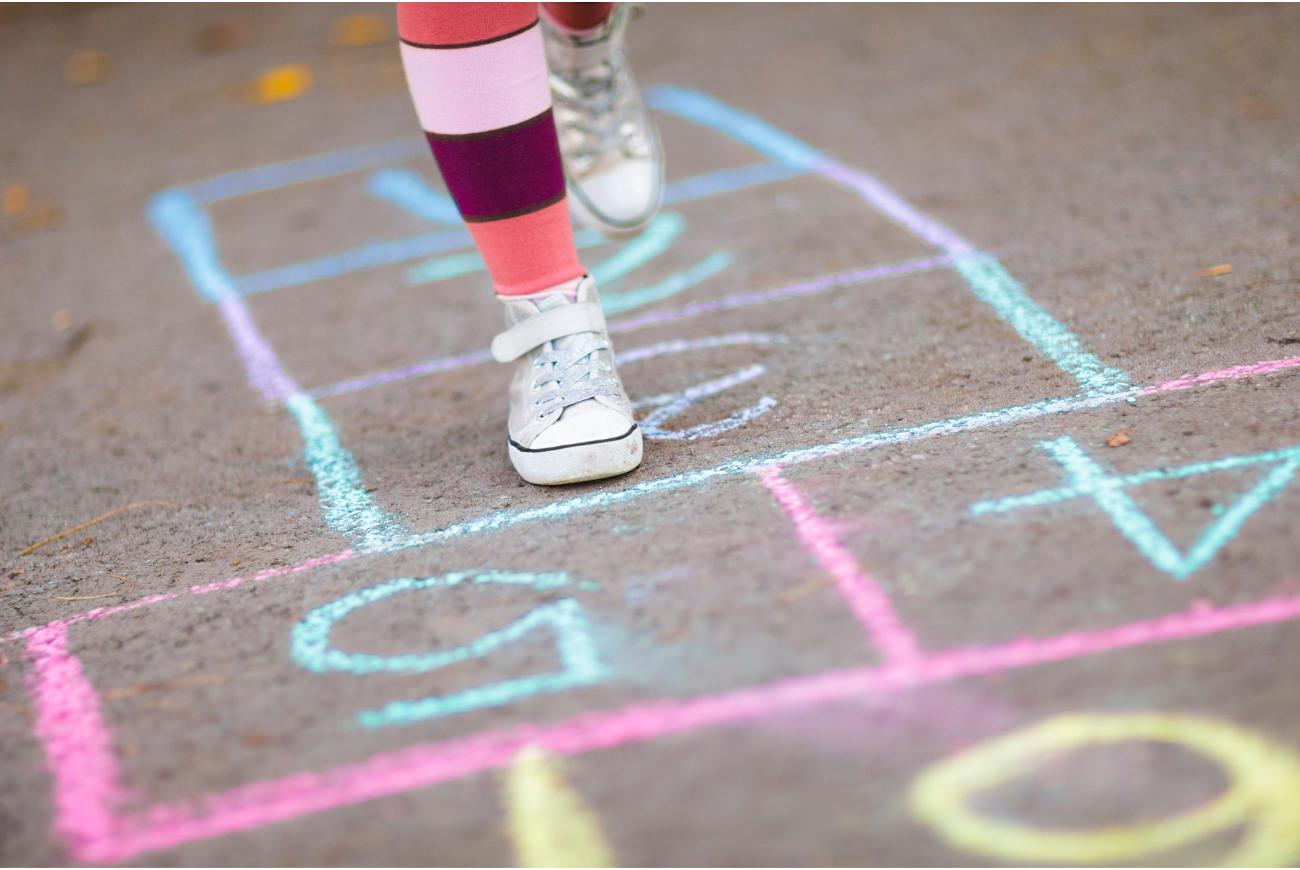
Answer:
[397,2,584,296]
[397,2,642,485]
[539,2,663,237]
[542,3,616,33]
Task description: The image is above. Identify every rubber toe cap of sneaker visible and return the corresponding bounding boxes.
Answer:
[527,399,635,451]
[571,159,660,231]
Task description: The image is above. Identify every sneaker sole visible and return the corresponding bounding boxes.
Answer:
[566,186,659,239]
[509,424,643,486]
[564,118,666,239]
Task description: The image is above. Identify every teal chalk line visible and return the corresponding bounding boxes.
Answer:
[603,251,731,315]
[285,393,411,551]
[292,571,604,728]
[404,250,489,286]
[590,211,684,286]
[375,391,1126,555]
[975,437,1300,579]
[952,253,1132,396]
[972,443,1300,515]
[149,189,410,550]
[647,85,1131,397]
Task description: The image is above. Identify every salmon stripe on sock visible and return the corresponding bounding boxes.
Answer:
[397,2,584,295]
[397,3,538,48]
[465,199,582,295]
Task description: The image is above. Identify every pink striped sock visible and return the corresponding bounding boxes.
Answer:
[397,3,586,296]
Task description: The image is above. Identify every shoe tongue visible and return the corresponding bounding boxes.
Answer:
[536,293,571,312]
[512,291,591,355]
[503,291,566,327]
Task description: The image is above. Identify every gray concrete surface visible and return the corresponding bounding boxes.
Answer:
[2,3,1300,865]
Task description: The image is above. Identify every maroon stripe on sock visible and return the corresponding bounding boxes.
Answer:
[397,3,538,49]
[426,110,566,222]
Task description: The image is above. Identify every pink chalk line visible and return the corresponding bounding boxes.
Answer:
[186,550,355,596]
[1140,354,1300,396]
[758,466,922,663]
[38,590,1300,863]
[24,624,125,857]
[9,551,357,640]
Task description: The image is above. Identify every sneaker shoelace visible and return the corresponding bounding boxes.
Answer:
[550,23,651,173]
[529,332,623,420]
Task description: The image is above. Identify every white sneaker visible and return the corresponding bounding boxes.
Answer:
[490,276,643,485]
[543,5,664,238]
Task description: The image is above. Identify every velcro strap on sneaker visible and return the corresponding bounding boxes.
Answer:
[490,302,607,363]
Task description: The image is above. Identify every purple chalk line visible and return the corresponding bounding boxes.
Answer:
[216,293,300,403]
[307,255,951,400]
[812,160,976,258]
[309,348,494,400]
[608,254,951,331]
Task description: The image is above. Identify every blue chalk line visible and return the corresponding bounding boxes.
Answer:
[367,168,461,225]
[188,137,427,204]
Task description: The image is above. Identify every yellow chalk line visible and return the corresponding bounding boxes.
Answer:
[504,746,615,868]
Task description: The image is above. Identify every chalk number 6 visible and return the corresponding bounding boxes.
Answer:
[292,571,604,729]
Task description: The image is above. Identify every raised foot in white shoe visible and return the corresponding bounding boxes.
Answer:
[491,277,643,485]
[543,5,664,238]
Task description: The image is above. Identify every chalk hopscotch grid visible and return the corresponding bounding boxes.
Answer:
[14,349,1300,864]
[146,102,824,553]
[23,87,1299,860]
[150,85,1136,554]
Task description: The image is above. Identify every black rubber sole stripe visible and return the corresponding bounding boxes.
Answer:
[509,423,639,454]
[399,20,538,51]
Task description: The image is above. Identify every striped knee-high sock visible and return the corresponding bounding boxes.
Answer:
[397,2,585,296]
[543,3,616,33]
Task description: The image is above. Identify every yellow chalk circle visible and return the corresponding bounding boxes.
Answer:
[250,64,313,105]
[909,713,1300,866]
[505,746,615,868]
